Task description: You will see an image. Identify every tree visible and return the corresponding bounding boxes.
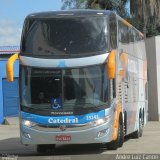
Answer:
[130,0,160,37]
[61,0,129,18]
[61,0,87,9]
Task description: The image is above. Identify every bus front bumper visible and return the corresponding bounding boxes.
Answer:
[20,122,113,145]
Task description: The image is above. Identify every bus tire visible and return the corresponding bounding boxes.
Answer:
[107,121,124,150]
[36,144,55,153]
[132,114,143,138]
[124,112,127,136]
[119,122,124,147]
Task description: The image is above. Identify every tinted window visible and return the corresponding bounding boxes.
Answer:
[118,21,129,44]
[21,16,109,56]
[20,64,110,115]
[109,14,117,49]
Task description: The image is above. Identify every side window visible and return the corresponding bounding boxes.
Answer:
[118,21,129,44]
[110,15,117,49]
[129,29,134,43]
[113,79,116,98]
[109,79,116,100]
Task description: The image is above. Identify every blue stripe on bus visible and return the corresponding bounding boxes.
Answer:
[21,110,105,125]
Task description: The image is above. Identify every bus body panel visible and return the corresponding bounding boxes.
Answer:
[20,107,114,145]
[19,53,109,68]
[116,14,147,136]
[20,120,113,145]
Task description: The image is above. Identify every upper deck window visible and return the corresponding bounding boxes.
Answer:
[21,16,109,57]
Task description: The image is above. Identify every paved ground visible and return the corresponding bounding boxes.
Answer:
[0,121,160,160]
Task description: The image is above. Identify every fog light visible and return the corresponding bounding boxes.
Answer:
[97,129,108,138]
[23,132,32,139]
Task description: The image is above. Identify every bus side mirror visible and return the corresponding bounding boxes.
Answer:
[6,53,19,82]
[107,50,116,79]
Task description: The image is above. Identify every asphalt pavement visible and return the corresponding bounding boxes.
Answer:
[0,121,160,160]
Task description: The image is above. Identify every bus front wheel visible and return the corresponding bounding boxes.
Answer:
[107,121,124,150]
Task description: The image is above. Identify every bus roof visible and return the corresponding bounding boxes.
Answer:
[25,9,114,19]
[25,9,144,38]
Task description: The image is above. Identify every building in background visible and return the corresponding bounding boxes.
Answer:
[0,46,19,124]
[145,36,160,121]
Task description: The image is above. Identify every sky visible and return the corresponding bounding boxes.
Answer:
[0,0,130,46]
[0,0,62,46]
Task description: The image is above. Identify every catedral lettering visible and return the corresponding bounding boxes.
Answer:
[48,118,78,124]
[6,10,148,153]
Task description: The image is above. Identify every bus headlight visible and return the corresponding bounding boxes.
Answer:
[91,115,111,127]
[21,119,37,127]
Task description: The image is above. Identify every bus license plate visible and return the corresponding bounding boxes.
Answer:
[55,135,71,142]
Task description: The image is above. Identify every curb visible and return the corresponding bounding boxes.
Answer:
[3,117,19,125]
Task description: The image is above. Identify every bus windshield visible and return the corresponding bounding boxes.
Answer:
[20,64,109,115]
[21,16,109,56]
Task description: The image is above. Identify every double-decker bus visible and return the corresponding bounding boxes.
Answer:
[6,10,148,152]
